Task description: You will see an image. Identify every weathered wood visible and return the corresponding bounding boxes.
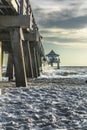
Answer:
[0,31,24,41]
[0,5,11,8]
[7,0,19,13]
[6,53,14,81]
[20,0,23,15]
[26,0,29,15]
[29,30,40,42]
[57,59,60,69]
[0,32,9,41]
[39,42,45,56]
[0,31,29,41]
[0,0,19,15]
[23,40,33,78]
[57,62,60,69]
[36,53,42,72]
[0,41,2,81]
[19,0,27,15]
[0,31,41,42]
[35,50,40,76]
[10,27,27,87]
[0,0,33,16]
[28,41,34,78]
[39,55,42,71]
[33,47,38,77]
[0,0,44,87]
[2,41,12,53]
[0,15,30,28]
[30,46,38,78]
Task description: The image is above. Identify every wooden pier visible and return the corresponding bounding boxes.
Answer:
[0,0,44,87]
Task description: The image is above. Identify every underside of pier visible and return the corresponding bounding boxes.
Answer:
[0,0,44,87]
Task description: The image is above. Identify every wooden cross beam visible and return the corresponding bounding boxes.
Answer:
[0,31,40,42]
[0,15,30,28]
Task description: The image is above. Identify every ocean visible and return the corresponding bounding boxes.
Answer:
[42,65,87,78]
[0,66,87,130]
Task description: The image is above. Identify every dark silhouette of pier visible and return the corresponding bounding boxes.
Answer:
[0,0,44,87]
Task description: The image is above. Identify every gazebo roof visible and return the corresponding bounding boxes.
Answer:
[46,50,59,57]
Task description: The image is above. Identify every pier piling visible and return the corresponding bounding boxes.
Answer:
[0,0,44,87]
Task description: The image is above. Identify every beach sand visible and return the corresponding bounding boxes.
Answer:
[0,77,86,88]
[0,68,87,129]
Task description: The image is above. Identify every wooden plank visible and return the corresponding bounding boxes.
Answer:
[26,0,29,15]
[10,28,27,87]
[0,31,39,44]
[0,31,24,41]
[0,41,2,81]
[35,50,40,76]
[23,41,33,78]
[2,41,12,53]
[20,0,23,14]
[0,0,19,14]
[23,0,27,15]
[0,31,40,42]
[6,53,14,81]
[6,0,19,13]
[0,5,11,8]
[29,30,40,42]
[0,32,9,41]
[0,15,30,27]
[4,0,28,14]
[30,46,38,78]
[27,41,34,78]
[20,0,27,15]
[37,41,45,57]
[38,54,42,72]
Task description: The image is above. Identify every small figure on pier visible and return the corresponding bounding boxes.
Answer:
[46,50,60,69]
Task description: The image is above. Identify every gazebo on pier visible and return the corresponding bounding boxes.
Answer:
[46,50,60,69]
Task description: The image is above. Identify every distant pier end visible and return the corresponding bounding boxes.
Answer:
[0,0,44,87]
[46,50,60,69]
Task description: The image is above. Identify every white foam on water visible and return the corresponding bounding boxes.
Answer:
[40,65,87,79]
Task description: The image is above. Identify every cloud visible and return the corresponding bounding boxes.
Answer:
[31,0,87,30]
[30,0,87,66]
[41,27,87,40]
[44,36,83,43]
[42,15,87,29]
[43,40,87,49]
[33,7,87,29]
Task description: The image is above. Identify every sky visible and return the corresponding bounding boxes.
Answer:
[30,0,87,66]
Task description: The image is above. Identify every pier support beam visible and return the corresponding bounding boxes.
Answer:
[39,55,42,72]
[30,46,38,78]
[0,41,2,81]
[10,28,27,87]
[6,53,14,81]
[36,50,40,76]
[37,54,42,72]
[57,62,60,69]
[23,41,33,78]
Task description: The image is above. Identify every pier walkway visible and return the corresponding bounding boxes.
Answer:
[0,0,44,87]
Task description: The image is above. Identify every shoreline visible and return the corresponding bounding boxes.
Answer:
[0,77,87,88]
